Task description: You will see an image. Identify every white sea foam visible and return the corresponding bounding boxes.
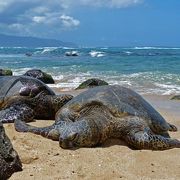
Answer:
[65,51,79,56]
[38,72,180,95]
[53,75,64,80]
[4,61,22,64]
[41,47,57,54]
[133,47,180,50]
[13,68,32,75]
[0,46,27,49]
[100,47,108,50]
[0,54,24,58]
[124,51,133,55]
[89,51,105,57]
[62,47,75,50]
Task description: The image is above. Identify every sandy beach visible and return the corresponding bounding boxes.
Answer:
[4,92,180,180]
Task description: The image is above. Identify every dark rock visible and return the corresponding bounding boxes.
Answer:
[0,69,13,76]
[65,51,78,56]
[76,78,108,90]
[25,52,32,57]
[0,123,22,179]
[24,69,55,84]
[171,95,180,100]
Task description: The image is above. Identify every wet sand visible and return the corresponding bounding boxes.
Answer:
[5,92,180,180]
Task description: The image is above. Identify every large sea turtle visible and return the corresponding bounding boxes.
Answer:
[14,85,180,150]
[0,76,73,123]
[0,122,22,179]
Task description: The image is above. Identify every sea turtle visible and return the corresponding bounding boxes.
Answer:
[0,122,22,179]
[76,78,108,90]
[23,69,55,84]
[0,76,73,123]
[14,85,180,150]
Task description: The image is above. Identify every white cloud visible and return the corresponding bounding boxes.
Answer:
[0,0,143,37]
[0,0,13,12]
[0,0,143,13]
[32,16,46,23]
[60,15,80,28]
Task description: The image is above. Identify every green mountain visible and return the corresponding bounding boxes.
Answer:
[0,34,76,47]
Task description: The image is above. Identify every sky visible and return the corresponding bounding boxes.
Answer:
[0,0,180,46]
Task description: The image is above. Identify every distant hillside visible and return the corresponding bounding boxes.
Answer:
[0,34,76,47]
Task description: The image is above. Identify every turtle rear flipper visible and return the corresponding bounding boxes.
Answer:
[126,128,180,150]
[0,104,34,123]
[14,119,59,141]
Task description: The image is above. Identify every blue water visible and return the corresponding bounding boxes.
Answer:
[0,46,180,95]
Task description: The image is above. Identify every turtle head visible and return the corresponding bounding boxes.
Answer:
[59,120,100,149]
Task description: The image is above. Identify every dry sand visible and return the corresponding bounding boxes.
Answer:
[4,93,180,180]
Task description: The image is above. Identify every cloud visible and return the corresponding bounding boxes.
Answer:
[60,15,80,28]
[32,16,46,23]
[77,0,143,8]
[0,0,143,38]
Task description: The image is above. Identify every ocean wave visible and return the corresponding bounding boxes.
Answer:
[13,68,32,75]
[41,47,58,54]
[53,75,64,80]
[62,47,75,50]
[133,46,180,50]
[0,46,27,49]
[89,51,105,57]
[100,47,108,50]
[123,51,133,55]
[154,83,180,95]
[4,61,22,64]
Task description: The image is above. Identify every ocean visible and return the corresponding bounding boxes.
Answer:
[0,46,180,95]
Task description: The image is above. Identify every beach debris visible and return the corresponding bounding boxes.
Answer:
[0,122,22,179]
[0,76,73,123]
[0,69,13,76]
[65,51,79,56]
[23,69,55,84]
[76,78,108,90]
[15,85,180,150]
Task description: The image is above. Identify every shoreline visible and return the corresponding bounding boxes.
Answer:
[5,90,180,180]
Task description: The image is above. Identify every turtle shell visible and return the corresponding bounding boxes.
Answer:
[0,76,55,107]
[61,85,170,133]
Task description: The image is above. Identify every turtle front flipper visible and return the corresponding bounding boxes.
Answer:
[125,127,180,150]
[14,119,60,141]
[0,104,34,123]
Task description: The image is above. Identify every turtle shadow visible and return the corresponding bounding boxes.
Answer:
[101,138,128,148]
[101,139,140,150]
[66,138,137,151]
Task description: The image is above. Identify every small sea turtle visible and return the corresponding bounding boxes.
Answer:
[23,69,55,84]
[0,76,73,123]
[0,122,22,179]
[15,85,180,150]
[76,78,108,90]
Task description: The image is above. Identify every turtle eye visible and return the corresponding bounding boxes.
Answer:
[69,133,78,141]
